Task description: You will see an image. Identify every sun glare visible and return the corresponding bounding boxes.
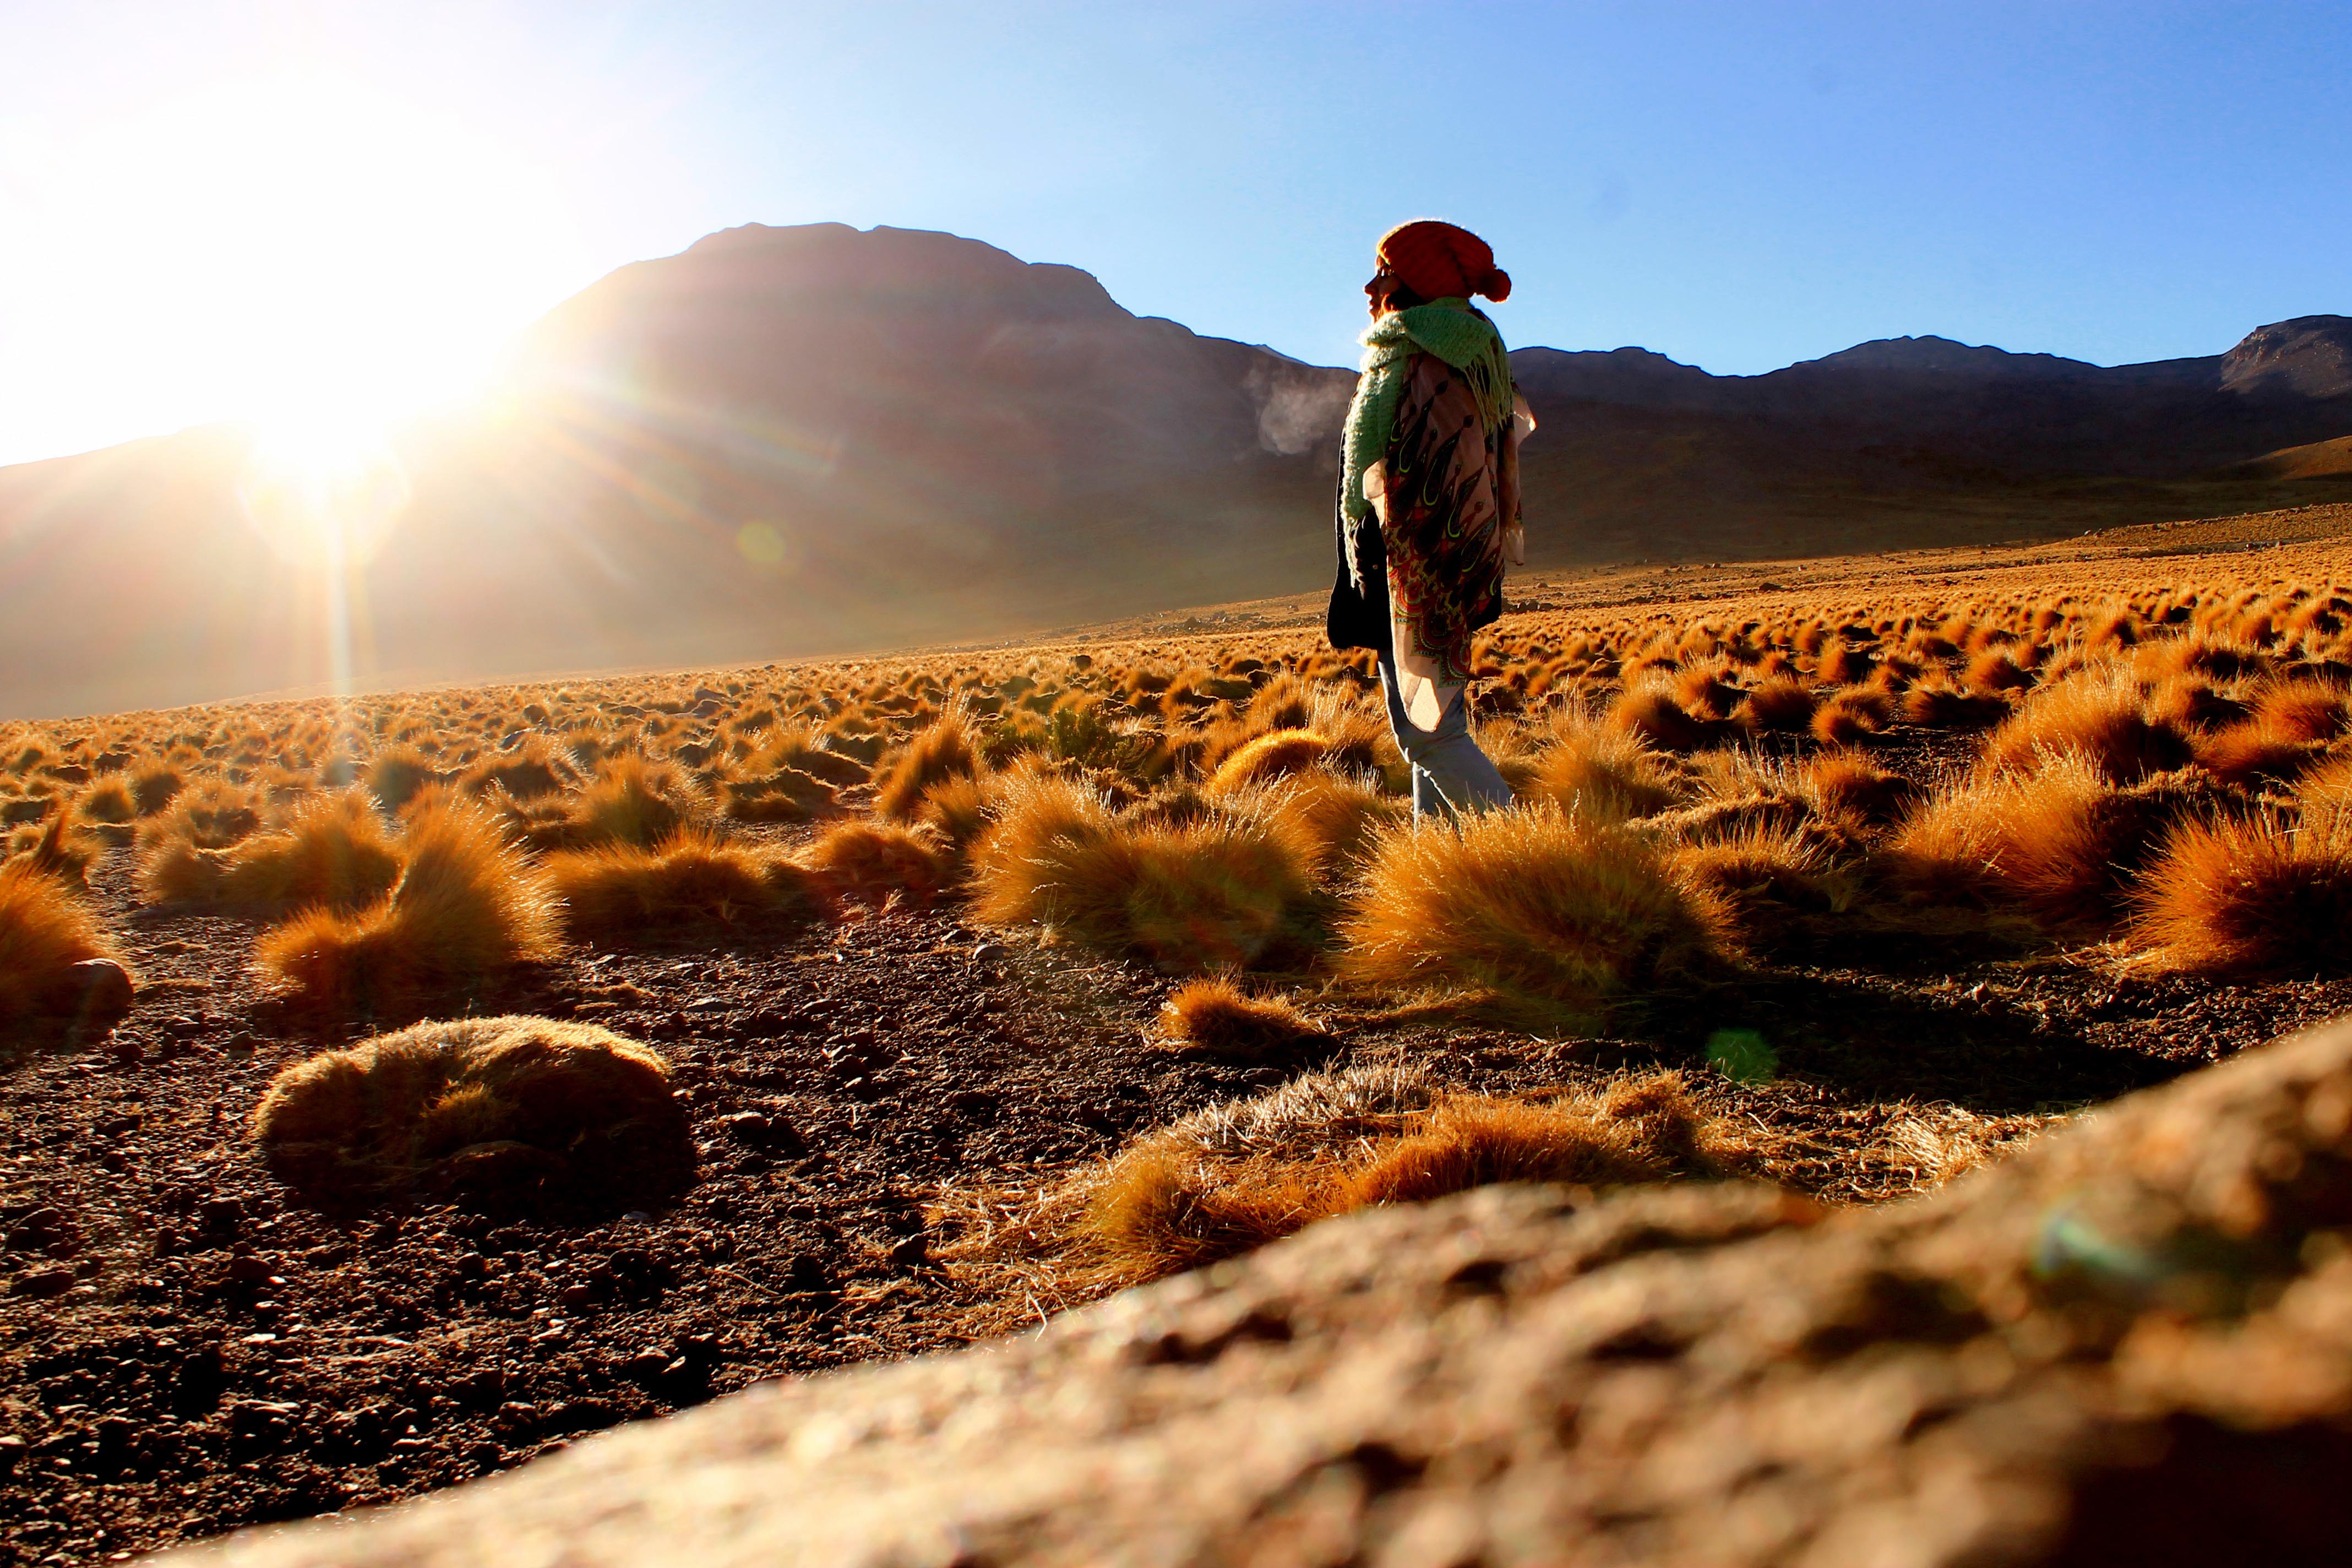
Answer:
[5,66,585,467]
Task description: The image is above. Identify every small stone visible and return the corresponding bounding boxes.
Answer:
[717,1112,772,1144]
[558,1283,596,1309]
[973,942,1009,964]
[198,1197,243,1235]
[10,1267,74,1299]
[65,959,134,1022]
[0,1434,23,1474]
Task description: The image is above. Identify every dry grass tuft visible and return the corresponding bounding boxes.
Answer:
[1983,673,2193,782]
[254,797,560,1011]
[141,790,403,911]
[1338,806,1728,1024]
[1608,682,1712,753]
[1526,718,1687,823]
[251,1015,690,1209]
[1811,687,1893,746]
[717,765,839,824]
[1733,677,1818,734]
[1204,728,1333,795]
[1803,755,1920,829]
[1667,825,1856,957]
[524,755,709,850]
[1155,976,1327,1061]
[0,861,119,1031]
[2126,812,2352,976]
[1040,1065,1749,1290]
[874,713,982,819]
[545,830,822,939]
[971,771,1319,971]
[802,819,953,906]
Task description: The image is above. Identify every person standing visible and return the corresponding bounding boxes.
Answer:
[1326,219,1533,820]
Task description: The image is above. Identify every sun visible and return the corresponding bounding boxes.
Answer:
[11,65,585,471]
[239,406,414,568]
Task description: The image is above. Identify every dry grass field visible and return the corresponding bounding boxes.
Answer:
[8,498,2352,1561]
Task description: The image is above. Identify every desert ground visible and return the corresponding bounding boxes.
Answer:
[7,500,2352,1564]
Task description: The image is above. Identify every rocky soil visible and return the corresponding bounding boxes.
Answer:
[170,1014,2352,1568]
[8,839,2352,1564]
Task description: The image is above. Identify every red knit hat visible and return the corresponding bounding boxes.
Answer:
[1375,220,1511,303]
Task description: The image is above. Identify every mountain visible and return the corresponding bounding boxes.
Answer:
[1,221,2348,718]
[1506,314,2352,560]
[0,224,1353,718]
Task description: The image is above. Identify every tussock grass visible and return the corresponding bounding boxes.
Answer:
[1983,672,2193,782]
[975,1065,1753,1294]
[545,830,823,939]
[254,797,560,1011]
[6,816,97,886]
[1338,806,1728,1025]
[459,736,583,801]
[717,765,838,824]
[1204,728,1333,795]
[251,1015,690,1209]
[1811,687,1893,745]
[874,712,982,819]
[0,861,119,1030]
[1608,680,1711,753]
[1526,716,1687,823]
[1667,824,1856,957]
[1155,976,1326,1061]
[971,770,1319,971]
[141,790,404,911]
[2126,813,2352,976]
[802,819,953,906]
[500,754,709,851]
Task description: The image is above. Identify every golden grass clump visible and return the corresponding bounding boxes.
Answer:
[874,712,982,819]
[1983,671,2193,782]
[1075,1065,1747,1286]
[545,830,823,939]
[1526,717,1687,823]
[1155,976,1326,1061]
[717,765,838,824]
[802,819,953,906]
[1203,728,1333,795]
[141,789,404,911]
[1733,677,1818,733]
[1608,680,1711,753]
[251,1015,691,1208]
[1216,768,1404,879]
[1666,824,1855,958]
[0,861,121,1031]
[254,797,560,1011]
[459,736,583,801]
[1338,806,1728,1024]
[1802,754,1920,829]
[971,770,1319,971]
[2126,813,2352,976]
[522,754,709,849]
[1811,687,1893,746]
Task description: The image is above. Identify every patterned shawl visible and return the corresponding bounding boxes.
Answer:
[1338,298,1516,526]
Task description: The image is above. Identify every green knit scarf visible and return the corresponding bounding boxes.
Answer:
[1339,297,1516,526]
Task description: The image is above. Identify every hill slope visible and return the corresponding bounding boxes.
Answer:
[2,222,2348,717]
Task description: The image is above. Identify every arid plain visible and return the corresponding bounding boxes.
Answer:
[8,500,2352,1561]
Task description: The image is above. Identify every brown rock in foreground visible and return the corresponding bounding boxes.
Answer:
[177,1017,2352,1567]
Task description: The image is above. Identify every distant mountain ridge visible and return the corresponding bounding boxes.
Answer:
[1,221,2347,718]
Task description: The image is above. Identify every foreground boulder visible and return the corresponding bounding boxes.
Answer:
[185,1017,2352,1566]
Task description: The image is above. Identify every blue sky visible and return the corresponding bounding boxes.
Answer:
[2,1,2347,464]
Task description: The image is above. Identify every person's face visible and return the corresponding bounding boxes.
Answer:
[1365,272,1396,319]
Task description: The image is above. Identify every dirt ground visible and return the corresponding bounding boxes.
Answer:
[10,506,2352,1563]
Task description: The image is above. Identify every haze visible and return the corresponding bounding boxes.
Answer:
[4,0,2349,468]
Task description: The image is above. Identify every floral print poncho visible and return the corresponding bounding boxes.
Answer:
[1327,351,1529,691]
